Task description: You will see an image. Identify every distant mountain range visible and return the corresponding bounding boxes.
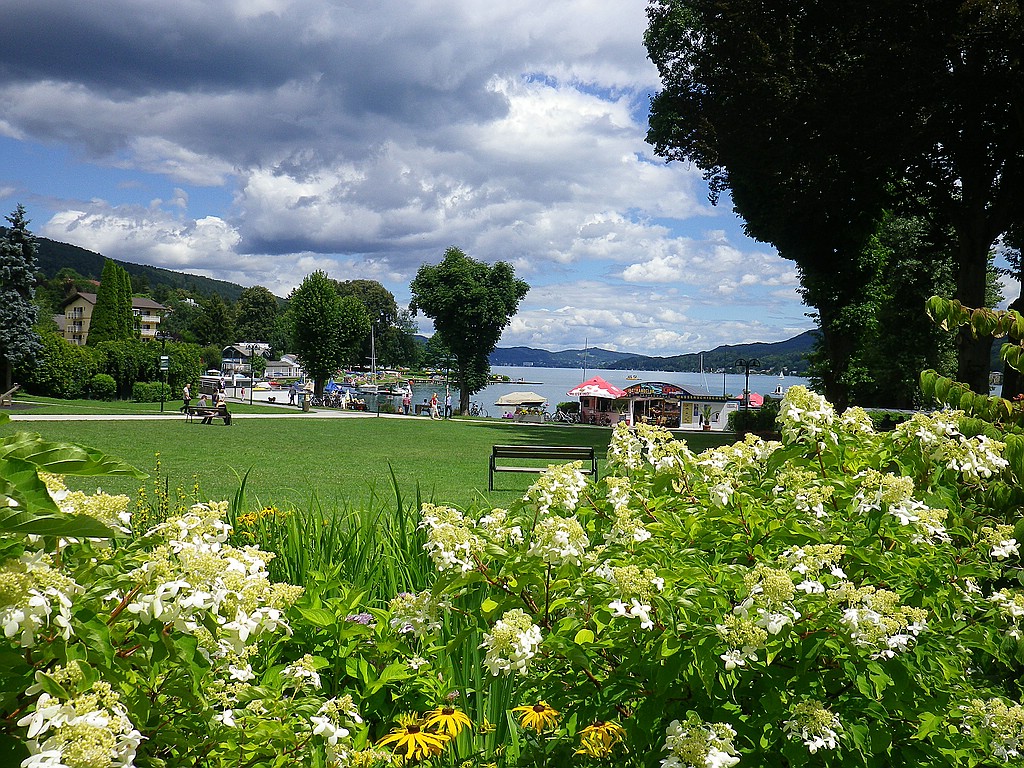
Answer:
[490,331,817,375]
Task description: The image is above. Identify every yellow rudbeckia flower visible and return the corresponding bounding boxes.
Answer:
[423,705,472,738]
[377,715,451,761]
[575,720,627,757]
[511,702,559,732]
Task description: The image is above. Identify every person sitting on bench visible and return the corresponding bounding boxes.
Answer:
[201,401,231,425]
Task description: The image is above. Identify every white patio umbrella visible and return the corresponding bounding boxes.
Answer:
[493,391,548,407]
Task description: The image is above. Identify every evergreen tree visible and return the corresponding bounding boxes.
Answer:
[87,260,127,345]
[0,204,42,389]
[119,265,135,339]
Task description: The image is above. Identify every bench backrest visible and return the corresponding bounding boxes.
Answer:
[491,445,594,460]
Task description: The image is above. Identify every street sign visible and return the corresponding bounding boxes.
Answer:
[159,355,169,371]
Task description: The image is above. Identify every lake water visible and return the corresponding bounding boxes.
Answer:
[399,365,809,414]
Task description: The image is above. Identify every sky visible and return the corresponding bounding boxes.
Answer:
[0,0,813,356]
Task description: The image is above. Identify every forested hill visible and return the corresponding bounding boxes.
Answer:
[26,233,249,302]
[489,346,632,368]
[490,330,817,374]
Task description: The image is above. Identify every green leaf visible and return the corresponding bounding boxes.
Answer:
[573,628,595,645]
[0,433,147,478]
[295,606,336,628]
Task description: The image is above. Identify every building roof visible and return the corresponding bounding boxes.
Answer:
[60,291,168,312]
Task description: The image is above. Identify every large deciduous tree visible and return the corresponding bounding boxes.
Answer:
[288,271,368,395]
[0,204,42,390]
[333,279,415,368]
[645,0,1024,399]
[410,246,529,413]
[235,286,279,344]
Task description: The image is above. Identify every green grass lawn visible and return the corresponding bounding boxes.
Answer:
[1,406,736,511]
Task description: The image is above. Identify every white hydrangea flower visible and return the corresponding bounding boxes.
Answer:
[0,551,82,648]
[388,591,442,639]
[481,609,543,676]
[523,462,589,515]
[660,716,740,768]
[17,679,143,768]
[418,504,482,574]
[527,516,589,566]
[778,386,835,446]
[783,700,842,753]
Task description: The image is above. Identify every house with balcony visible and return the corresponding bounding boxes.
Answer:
[58,291,169,345]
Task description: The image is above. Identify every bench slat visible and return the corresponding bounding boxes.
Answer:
[489,445,596,490]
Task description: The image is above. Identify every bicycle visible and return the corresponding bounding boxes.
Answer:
[468,402,489,418]
[554,409,580,424]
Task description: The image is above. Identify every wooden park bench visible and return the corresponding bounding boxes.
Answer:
[488,444,597,491]
[184,406,232,425]
[1,384,19,406]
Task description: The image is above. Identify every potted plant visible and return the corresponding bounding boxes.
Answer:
[702,404,713,430]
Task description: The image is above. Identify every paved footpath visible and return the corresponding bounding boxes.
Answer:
[4,403,407,422]
[4,399,463,422]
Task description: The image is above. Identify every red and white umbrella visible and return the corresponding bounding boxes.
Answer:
[567,376,627,399]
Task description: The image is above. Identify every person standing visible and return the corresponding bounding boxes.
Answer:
[402,390,412,415]
[429,392,440,420]
[182,383,191,412]
[445,393,452,419]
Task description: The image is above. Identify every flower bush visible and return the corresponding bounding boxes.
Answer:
[7,379,1024,766]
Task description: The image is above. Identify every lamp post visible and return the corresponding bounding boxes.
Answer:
[248,343,258,406]
[157,332,171,412]
[734,358,760,410]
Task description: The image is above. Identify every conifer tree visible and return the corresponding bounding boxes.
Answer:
[0,204,42,389]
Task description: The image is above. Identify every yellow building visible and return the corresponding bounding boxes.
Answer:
[59,291,169,345]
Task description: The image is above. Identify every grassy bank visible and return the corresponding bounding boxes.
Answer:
[0,411,735,510]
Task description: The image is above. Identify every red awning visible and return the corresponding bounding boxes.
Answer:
[567,376,628,399]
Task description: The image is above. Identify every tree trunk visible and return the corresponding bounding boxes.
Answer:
[954,223,995,395]
[1002,293,1024,400]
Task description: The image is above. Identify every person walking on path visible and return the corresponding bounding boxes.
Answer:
[429,392,440,420]
[402,390,412,415]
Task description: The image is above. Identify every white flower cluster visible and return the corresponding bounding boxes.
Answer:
[388,590,442,638]
[961,697,1024,761]
[783,699,842,753]
[527,515,590,566]
[481,608,543,676]
[832,584,927,659]
[126,502,301,654]
[853,470,950,544]
[660,716,740,768]
[282,653,322,690]
[989,589,1024,638]
[0,551,82,648]
[607,422,693,475]
[736,566,802,636]
[18,673,143,768]
[945,434,1009,483]
[312,694,363,766]
[778,386,835,446]
[477,508,524,546]
[418,504,483,574]
[523,462,589,515]
[773,466,832,520]
[716,565,803,670]
[983,525,1020,560]
[896,412,1009,482]
[837,406,876,439]
[609,598,654,630]
[779,545,847,594]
